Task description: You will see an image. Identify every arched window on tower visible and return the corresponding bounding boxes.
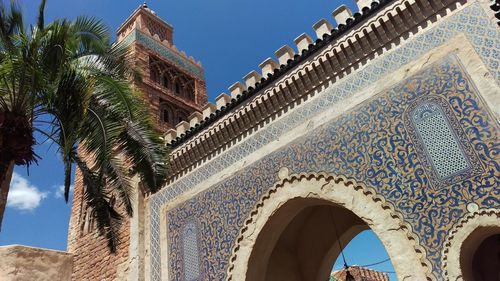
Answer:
[159,103,172,124]
[149,55,197,102]
[174,80,183,96]
[185,82,195,101]
[150,65,160,83]
[162,74,171,89]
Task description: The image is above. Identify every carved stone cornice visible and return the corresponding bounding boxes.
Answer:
[164,0,463,183]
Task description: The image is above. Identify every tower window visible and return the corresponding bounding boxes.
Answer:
[162,109,169,123]
[159,103,172,124]
[162,76,170,88]
[175,81,182,95]
[150,65,160,83]
[149,56,197,102]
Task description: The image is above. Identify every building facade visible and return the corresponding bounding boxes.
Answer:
[66,4,208,280]
[67,0,500,280]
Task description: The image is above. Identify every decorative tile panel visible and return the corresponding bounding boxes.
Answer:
[150,3,500,280]
[413,103,469,178]
[120,30,204,79]
[182,222,200,281]
[404,97,484,188]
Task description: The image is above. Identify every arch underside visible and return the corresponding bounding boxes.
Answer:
[248,200,368,281]
[227,173,434,281]
[442,209,500,281]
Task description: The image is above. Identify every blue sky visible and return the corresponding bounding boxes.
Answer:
[1,0,395,279]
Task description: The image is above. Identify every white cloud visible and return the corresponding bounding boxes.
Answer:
[54,184,74,199]
[7,173,48,211]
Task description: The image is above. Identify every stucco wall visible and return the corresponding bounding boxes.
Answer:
[0,245,73,281]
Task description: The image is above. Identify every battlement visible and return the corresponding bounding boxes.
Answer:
[116,3,203,71]
[160,0,465,183]
[117,3,173,44]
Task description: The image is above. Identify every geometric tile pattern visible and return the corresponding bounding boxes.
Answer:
[149,3,500,280]
[413,103,470,178]
[411,102,470,179]
[182,222,200,281]
[404,96,486,190]
[410,101,471,178]
[166,55,500,280]
[120,29,204,79]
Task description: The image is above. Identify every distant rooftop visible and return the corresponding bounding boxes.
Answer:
[331,266,389,281]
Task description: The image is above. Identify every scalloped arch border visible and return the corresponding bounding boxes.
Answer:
[226,172,436,281]
[441,208,500,280]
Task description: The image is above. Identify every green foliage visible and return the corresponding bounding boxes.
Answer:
[0,0,169,252]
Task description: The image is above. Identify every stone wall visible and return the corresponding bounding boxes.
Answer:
[0,245,73,281]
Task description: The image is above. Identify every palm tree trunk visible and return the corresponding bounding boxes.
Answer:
[0,160,14,232]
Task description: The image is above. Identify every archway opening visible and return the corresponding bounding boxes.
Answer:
[460,227,500,281]
[331,230,395,280]
[246,198,396,281]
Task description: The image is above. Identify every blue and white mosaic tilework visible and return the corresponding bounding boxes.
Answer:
[403,95,485,189]
[410,102,470,179]
[167,55,499,280]
[150,3,500,280]
[182,222,200,281]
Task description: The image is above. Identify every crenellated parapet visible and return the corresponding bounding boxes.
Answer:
[117,3,203,78]
[161,0,464,183]
[113,3,209,134]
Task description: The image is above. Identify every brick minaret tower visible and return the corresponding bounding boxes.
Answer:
[67,4,207,280]
[116,3,208,132]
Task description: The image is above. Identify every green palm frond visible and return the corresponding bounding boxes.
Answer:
[0,1,23,52]
[42,69,90,201]
[119,120,168,193]
[0,0,169,252]
[73,154,121,252]
[71,16,109,56]
[106,155,134,216]
[37,0,46,30]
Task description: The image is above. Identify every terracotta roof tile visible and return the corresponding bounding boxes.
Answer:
[331,266,389,281]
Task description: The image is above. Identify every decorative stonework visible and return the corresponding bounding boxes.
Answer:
[144,17,170,43]
[441,208,500,280]
[226,172,434,281]
[149,3,500,280]
[164,0,454,177]
[404,96,483,188]
[120,30,204,79]
[161,54,499,280]
[182,222,201,281]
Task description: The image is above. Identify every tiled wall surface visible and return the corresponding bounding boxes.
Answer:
[149,3,500,280]
[120,30,204,79]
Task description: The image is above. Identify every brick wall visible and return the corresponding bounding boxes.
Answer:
[133,43,207,132]
[67,169,130,281]
[66,12,208,279]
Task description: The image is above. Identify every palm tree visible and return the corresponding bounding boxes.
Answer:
[0,0,168,251]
